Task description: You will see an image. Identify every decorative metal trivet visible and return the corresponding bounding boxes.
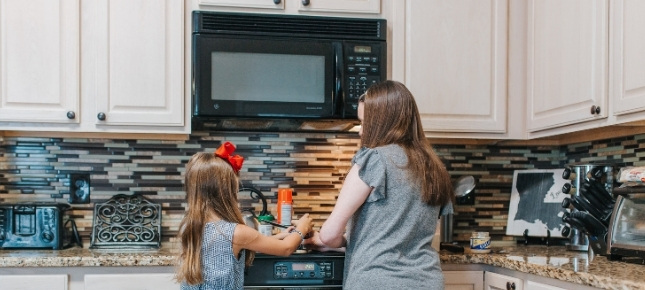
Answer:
[90,194,162,249]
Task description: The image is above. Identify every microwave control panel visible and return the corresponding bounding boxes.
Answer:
[343,43,385,117]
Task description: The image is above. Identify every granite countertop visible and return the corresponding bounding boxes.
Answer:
[1,245,644,289]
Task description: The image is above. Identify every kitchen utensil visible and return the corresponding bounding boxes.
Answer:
[561,163,617,252]
[240,187,290,231]
[440,176,476,252]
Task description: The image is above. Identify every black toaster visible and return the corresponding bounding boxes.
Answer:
[0,202,70,249]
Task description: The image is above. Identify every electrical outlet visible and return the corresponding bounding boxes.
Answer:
[69,173,91,204]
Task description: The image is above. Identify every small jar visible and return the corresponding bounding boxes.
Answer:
[470,232,491,253]
[257,214,276,236]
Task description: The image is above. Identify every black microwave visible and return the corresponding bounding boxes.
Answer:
[191,11,386,120]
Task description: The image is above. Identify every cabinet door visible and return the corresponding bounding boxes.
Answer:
[396,0,508,134]
[197,0,284,10]
[298,0,381,14]
[526,0,608,132]
[611,0,645,118]
[524,280,568,290]
[484,272,523,290]
[0,274,68,290]
[445,271,484,290]
[85,273,179,290]
[84,0,184,127]
[0,0,80,123]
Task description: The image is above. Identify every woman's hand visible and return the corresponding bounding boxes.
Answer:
[294,213,314,235]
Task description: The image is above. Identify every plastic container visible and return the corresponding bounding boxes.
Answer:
[257,214,275,236]
[277,188,293,230]
[470,232,491,253]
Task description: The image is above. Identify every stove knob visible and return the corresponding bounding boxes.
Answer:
[41,231,54,243]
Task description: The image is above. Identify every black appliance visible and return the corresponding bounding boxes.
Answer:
[0,202,70,249]
[192,11,387,121]
[244,252,345,288]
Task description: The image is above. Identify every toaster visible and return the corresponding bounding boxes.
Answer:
[607,193,645,260]
[0,202,70,249]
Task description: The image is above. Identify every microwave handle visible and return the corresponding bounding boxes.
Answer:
[333,42,344,117]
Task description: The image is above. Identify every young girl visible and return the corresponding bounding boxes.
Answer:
[176,142,313,289]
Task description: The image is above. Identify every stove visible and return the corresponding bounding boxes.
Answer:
[244,251,345,288]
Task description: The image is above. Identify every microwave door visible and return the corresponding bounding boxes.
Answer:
[193,35,336,119]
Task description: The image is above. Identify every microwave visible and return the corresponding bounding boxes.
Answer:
[191,11,387,120]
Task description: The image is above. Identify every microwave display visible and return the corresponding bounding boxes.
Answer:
[211,52,325,104]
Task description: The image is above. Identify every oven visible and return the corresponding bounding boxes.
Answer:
[244,251,345,289]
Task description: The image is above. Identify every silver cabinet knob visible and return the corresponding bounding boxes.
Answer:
[66,111,76,119]
[302,0,310,6]
[97,112,106,121]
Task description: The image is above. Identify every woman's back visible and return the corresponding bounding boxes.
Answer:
[344,144,444,289]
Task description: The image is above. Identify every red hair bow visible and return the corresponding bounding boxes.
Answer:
[214,141,244,173]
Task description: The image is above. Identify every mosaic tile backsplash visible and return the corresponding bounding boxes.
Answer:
[1,131,644,247]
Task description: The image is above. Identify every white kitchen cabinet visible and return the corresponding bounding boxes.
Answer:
[390,0,513,138]
[610,0,645,122]
[524,280,568,290]
[0,0,188,135]
[197,0,380,14]
[84,273,179,290]
[83,0,185,130]
[444,271,484,290]
[525,0,609,133]
[0,274,68,290]
[484,272,523,290]
[0,0,80,124]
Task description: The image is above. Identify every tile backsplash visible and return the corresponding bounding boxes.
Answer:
[1,131,644,246]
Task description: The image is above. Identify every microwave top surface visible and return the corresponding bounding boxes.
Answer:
[192,10,386,41]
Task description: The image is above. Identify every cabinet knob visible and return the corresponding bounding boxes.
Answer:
[66,111,76,120]
[506,282,516,290]
[302,0,310,6]
[273,0,281,4]
[97,112,106,121]
[590,105,601,115]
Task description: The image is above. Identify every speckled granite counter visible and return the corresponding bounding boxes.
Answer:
[1,245,644,289]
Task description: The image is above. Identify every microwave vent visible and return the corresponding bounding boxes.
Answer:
[194,11,385,41]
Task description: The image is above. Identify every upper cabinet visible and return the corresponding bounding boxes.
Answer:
[0,0,80,124]
[84,0,185,130]
[196,0,381,14]
[525,0,609,133]
[524,0,645,138]
[390,0,517,139]
[0,0,188,135]
[611,0,645,122]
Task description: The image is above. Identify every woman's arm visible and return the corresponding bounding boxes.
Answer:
[318,164,372,248]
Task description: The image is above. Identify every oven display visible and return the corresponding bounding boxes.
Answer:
[292,262,315,271]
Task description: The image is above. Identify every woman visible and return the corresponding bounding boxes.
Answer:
[305,80,454,289]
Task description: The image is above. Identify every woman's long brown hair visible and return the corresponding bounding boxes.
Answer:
[360,80,454,206]
[176,152,254,285]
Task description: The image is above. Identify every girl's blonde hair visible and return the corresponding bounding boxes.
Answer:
[359,80,454,206]
[176,152,254,285]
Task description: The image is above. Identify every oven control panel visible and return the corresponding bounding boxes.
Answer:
[274,261,334,279]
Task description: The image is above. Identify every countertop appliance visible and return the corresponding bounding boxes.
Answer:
[192,11,386,122]
[607,192,645,261]
[244,251,345,288]
[0,202,70,250]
